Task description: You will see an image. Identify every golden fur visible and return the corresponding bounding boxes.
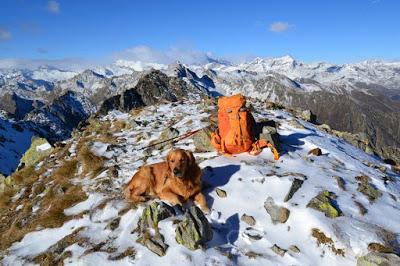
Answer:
[124,149,209,212]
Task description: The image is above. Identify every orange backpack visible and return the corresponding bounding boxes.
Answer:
[210,94,279,160]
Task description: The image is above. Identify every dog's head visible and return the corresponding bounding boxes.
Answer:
[166,149,195,179]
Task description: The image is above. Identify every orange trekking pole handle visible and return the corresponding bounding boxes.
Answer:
[266,142,280,161]
[250,139,279,160]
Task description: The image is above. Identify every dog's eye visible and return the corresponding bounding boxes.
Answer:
[170,160,175,163]
[180,158,184,162]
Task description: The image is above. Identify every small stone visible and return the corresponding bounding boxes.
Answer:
[354,201,367,216]
[264,197,290,224]
[241,214,256,226]
[245,251,260,259]
[392,165,400,174]
[318,124,331,132]
[288,119,305,129]
[368,243,393,253]
[107,217,120,231]
[271,244,286,257]
[243,228,264,241]
[289,245,300,253]
[334,176,346,191]
[308,148,322,156]
[215,188,227,198]
[284,178,304,202]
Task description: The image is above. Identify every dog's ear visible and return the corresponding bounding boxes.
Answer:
[185,150,196,168]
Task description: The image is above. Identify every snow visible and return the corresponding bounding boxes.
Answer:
[1,100,399,265]
[36,142,52,152]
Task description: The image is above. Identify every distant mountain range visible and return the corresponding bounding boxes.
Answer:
[0,56,399,175]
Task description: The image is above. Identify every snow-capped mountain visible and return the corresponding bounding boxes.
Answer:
[1,55,400,177]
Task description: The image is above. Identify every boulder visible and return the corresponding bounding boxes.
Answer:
[175,206,213,250]
[137,202,175,231]
[264,197,290,224]
[295,109,316,123]
[357,252,400,266]
[307,191,342,218]
[135,202,175,256]
[192,127,214,152]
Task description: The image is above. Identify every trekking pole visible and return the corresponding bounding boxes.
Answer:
[135,128,203,151]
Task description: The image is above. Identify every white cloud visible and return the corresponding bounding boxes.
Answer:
[46,1,60,14]
[0,58,99,71]
[269,22,291,33]
[111,45,218,65]
[0,27,11,40]
[0,45,256,70]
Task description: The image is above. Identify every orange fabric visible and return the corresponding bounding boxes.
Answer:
[211,94,279,160]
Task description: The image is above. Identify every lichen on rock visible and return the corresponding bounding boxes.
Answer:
[175,206,213,250]
[307,191,342,218]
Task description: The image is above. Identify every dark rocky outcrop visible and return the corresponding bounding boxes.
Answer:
[99,70,200,115]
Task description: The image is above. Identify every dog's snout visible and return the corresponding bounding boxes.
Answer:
[173,168,180,174]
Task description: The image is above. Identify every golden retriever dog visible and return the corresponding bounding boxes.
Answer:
[124,149,209,213]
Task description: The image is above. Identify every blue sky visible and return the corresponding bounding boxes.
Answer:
[0,0,399,65]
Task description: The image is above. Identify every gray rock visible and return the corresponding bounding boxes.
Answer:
[264,197,290,224]
[356,175,382,203]
[175,206,213,250]
[295,109,316,123]
[357,252,400,266]
[137,202,175,231]
[192,128,215,152]
[259,125,281,150]
[153,127,180,150]
[215,188,227,198]
[334,176,346,191]
[271,244,286,257]
[289,245,300,253]
[241,214,256,226]
[307,191,342,218]
[284,178,304,202]
[135,202,175,256]
[137,231,168,257]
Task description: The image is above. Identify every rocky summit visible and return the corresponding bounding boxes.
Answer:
[0,94,399,265]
